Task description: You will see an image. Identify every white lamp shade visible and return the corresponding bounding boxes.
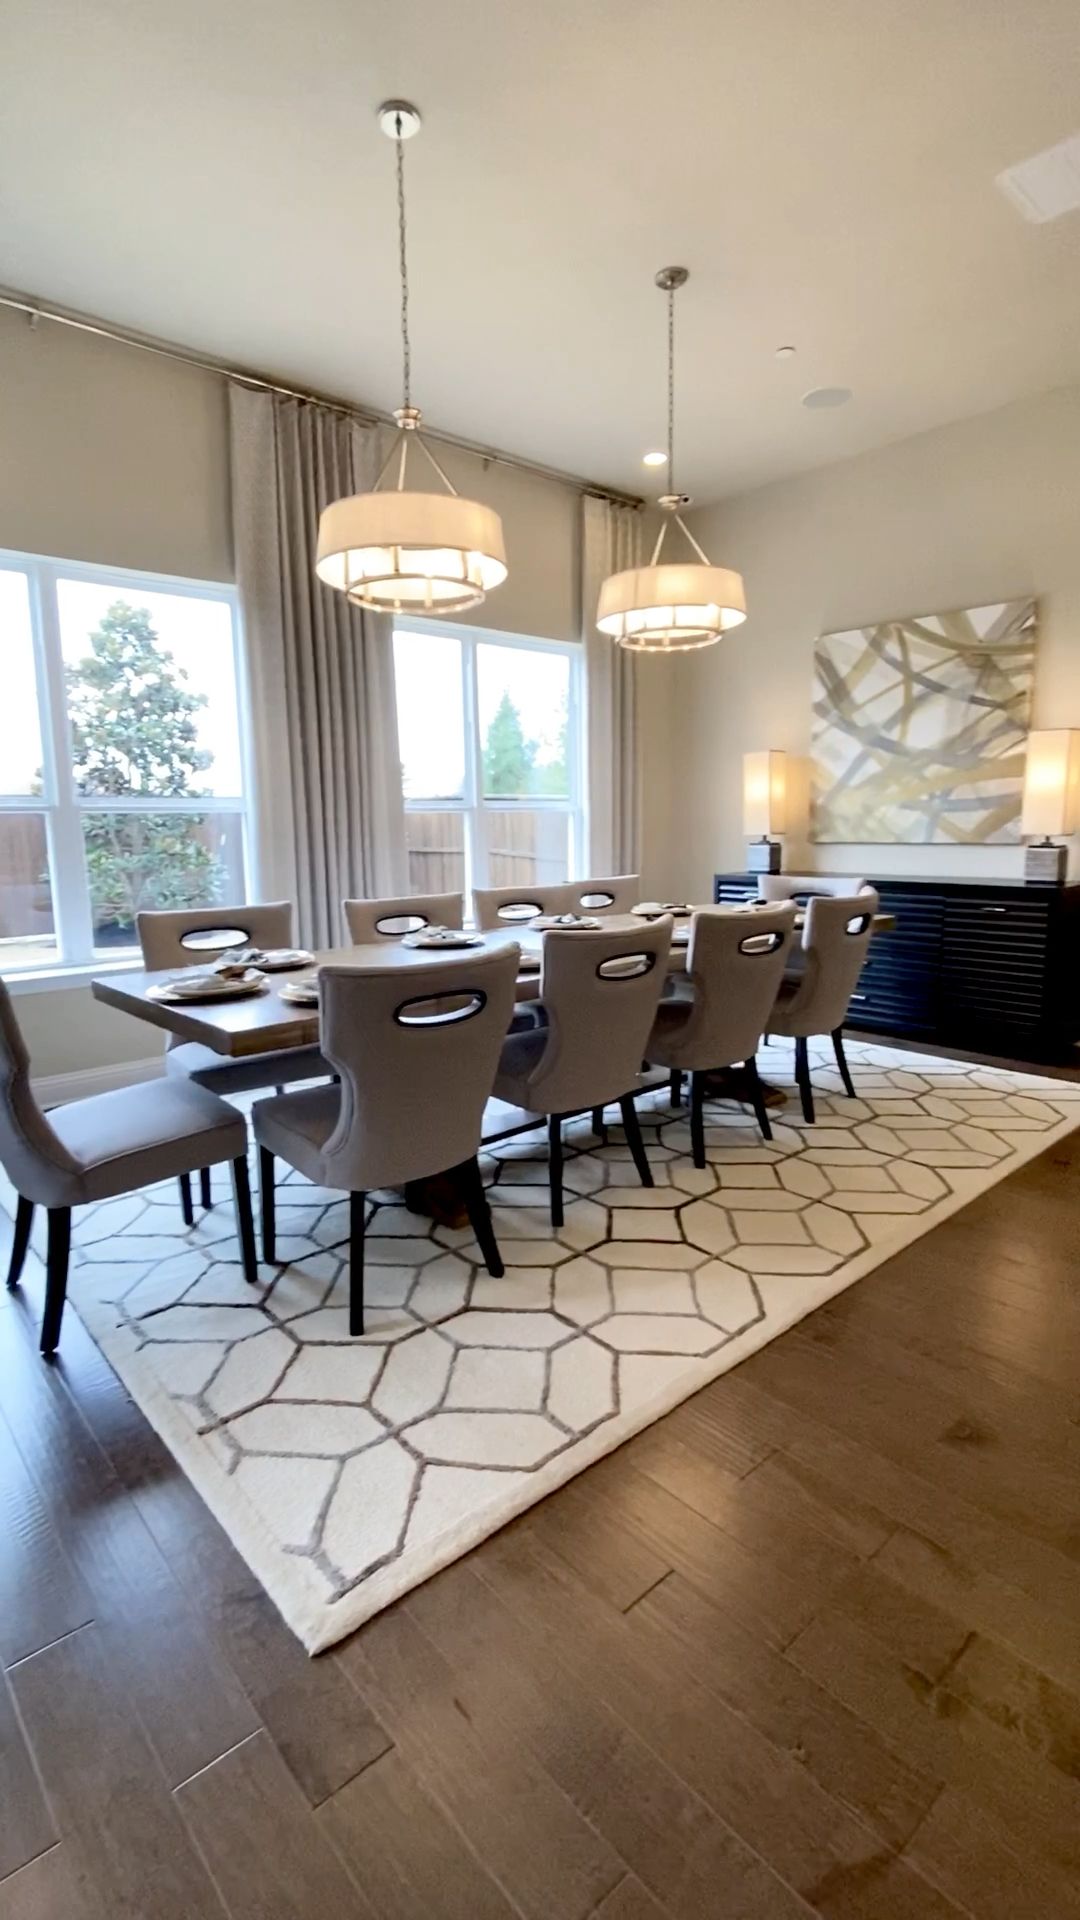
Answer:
[1020,729,1080,838]
[743,750,787,838]
[596,562,747,652]
[316,491,507,614]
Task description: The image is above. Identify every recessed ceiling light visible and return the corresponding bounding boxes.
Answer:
[802,386,853,409]
[642,450,668,467]
[775,345,796,359]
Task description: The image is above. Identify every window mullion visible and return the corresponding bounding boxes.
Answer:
[31,562,96,965]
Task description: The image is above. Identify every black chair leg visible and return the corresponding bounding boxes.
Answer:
[40,1207,72,1358]
[454,1156,505,1279]
[178,1173,194,1227]
[590,1105,608,1145]
[670,1068,684,1109]
[230,1155,259,1287]
[199,1166,213,1210]
[6,1194,34,1290]
[548,1114,564,1229]
[832,1026,856,1098]
[620,1094,655,1188]
[349,1191,367,1336]
[689,1071,707,1170]
[258,1145,276,1263]
[745,1054,773,1143]
[794,1037,815,1123]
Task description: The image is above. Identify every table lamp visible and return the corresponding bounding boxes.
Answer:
[1020,729,1080,881]
[743,750,787,875]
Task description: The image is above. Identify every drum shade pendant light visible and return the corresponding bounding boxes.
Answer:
[597,267,746,652]
[316,102,507,615]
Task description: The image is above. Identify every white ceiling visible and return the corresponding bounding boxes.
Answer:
[4,0,1079,502]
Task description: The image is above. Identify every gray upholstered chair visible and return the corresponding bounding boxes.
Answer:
[572,875,641,914]
[472,883,579,930]
[252,946,520,1334]
[765,890,879,1121]
[0,982,257,1355]
[342,892,464,944]
[136,902,328,1215]
[758,873,871,901]
[645,905,797,1163]
[489,918,672,1226]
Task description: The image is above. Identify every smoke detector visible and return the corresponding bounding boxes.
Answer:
[997,132,1080,224]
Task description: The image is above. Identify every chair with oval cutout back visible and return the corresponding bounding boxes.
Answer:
[471,882,580,930]
[487,917,672,1227]
[573,875,641,914]
[765,890,879,1121]
[342,891,464,944]
[0,980,258,1355]
[252,945,520,1334]
[645,904,797,1165]
[136,902,329,1219]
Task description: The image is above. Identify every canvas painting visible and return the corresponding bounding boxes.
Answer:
[810,598,1037,844]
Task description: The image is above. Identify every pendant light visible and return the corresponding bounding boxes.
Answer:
[316,102,508,615]
[597,267,746,652]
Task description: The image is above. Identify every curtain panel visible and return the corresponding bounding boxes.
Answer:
[229,384,407,949]
[581,494,644,873]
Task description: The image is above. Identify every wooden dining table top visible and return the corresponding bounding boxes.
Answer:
[90,907,895,1060]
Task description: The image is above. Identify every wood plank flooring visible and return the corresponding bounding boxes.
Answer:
[2,1116,1079,1918]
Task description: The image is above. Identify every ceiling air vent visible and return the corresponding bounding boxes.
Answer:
[996,132,1080,223]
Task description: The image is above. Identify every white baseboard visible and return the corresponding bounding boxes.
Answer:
[32,1056,165,1106]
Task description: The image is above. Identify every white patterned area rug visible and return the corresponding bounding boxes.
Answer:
[30,1038,1080,1652]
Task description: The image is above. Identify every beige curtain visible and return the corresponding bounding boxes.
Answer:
[582,493,644,872]
[229,384,407,949]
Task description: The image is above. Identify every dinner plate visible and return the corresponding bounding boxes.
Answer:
[632,901,693,918]
[250,947,314,971]
[532,914,602,931]
[148,969,268,1005]
[401,929,486,950]
[278,975,320,1005]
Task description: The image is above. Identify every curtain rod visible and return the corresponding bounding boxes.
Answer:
[1,287,644,510]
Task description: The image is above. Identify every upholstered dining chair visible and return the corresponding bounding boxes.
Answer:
[758,873,871,901]
[645,904,797,1163]
[342,891,464,943]
[252,946,520,1335]
[136,902,327,1215]
[0,981,257,1355]
[765,890,879,1121]
[573,875,641,914]
[472,882,579,930]
[488,917,673,1227]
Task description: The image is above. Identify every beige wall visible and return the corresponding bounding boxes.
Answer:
[0,308,594,1078]
[658,384,1080,900]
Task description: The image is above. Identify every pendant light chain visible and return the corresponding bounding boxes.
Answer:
[666,283,676,494]
[394,116,412,411]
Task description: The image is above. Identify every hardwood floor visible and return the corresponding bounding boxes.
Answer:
[2,1120,1080,1919]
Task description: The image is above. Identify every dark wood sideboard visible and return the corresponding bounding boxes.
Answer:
[713,872,1080,1057]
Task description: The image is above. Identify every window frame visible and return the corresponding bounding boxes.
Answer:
[0,547,249,990]
[393,616,585,903]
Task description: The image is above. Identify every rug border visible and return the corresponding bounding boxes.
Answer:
[64,1076,1080,1655]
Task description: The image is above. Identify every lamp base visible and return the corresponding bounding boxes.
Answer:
[1024,839,1067,883]
[746,837,782,876]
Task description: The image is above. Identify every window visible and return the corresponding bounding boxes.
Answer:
[0,551,248,975]
[393,620,583,901]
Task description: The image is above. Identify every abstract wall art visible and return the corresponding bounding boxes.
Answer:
[810,598,1037,844]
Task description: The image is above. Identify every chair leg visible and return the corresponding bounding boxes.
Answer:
[258,1145,276,1263]
[199,1166,213,1210]
[689,1071,707,1170]
[454,1156,505,1279]
[832,1026,856,1098]
[177,1172,194,1228]
[230,1155,259,1287]
[745,1054,773,1143]
[6,1194,34,1290]
[670,1068,684,1109]
[40,1207,72,1358]
[548,1114,564,1229]
[794,1037,815,1123]
[620,1094,655,1188]
[349,1191,367,1336]
[590,1105,608,1145]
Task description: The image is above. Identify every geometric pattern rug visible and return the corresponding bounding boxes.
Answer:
[26,1037,1080,1653]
